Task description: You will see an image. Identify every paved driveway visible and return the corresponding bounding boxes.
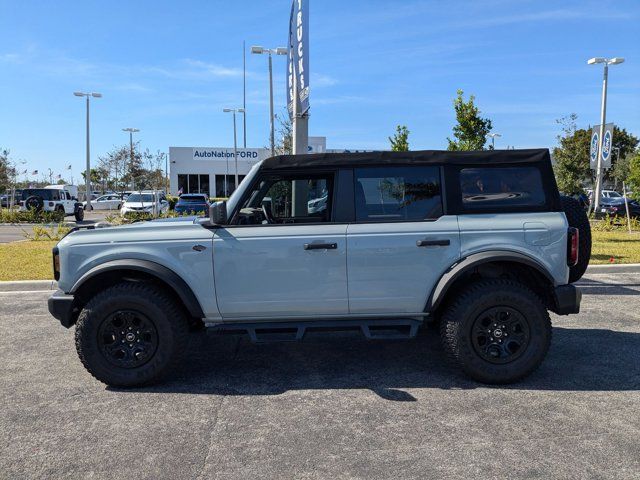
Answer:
[1,273,639,479]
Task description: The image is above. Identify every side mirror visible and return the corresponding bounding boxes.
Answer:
[209,201,227,225]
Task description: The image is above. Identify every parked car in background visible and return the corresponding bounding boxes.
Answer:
[83,194,124,211]
[120,191,169,216]
[586,189,623,202]
[598,196,640,218]
[1,190,22,207]
[18,185,84,221]
[174,193,210,214]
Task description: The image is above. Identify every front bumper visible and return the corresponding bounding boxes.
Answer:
[552,284,582,315]
[48,290,77,328]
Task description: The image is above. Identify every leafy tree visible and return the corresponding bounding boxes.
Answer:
[553,115,639,194]
[552,114,591,195]
[0,149,10,193]
[626,150,640,199]
[80,168,103,186]
[389,125,410,151]
[447,90,492,151]
[273,111,293,155]
[611,127,640,164]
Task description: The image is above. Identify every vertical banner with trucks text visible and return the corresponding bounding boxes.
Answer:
[590,123,614,169]
[287,0,310,119]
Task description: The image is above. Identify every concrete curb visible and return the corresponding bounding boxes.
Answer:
[0,280,57,292]
[586,264,640,274]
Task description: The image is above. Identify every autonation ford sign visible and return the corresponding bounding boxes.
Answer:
[192,148,267,161]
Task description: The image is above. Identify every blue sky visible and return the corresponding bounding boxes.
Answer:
[1,0,639,178]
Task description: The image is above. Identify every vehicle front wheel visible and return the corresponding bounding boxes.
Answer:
[74,207,84,222]
[75,283,189,387]
[440,279,551,384]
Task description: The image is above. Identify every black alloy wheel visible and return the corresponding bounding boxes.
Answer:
[97,310,159,369]
[470,306,530,364]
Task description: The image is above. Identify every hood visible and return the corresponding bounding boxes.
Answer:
[57,216,202,248]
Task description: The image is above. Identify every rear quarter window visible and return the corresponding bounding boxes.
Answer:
[460,166,546,210]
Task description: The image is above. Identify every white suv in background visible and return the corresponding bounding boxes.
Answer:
[120,191,169,216]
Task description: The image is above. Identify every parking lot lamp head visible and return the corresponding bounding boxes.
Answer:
[587,57,606,65]
[609,57,625,65]
[251,46,264,55]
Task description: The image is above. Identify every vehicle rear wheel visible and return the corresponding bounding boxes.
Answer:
[560,195,591,282]
[74,207,84,222]
[440,279,551,384]
[75,283,189,387]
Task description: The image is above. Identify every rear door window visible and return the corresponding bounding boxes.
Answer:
[354,166,442,222]
[460,167,546,210]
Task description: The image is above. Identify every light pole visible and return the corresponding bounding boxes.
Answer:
[74,91,102,211]
[122,128,140,191]
[588,56,624,210]
[223,108,245,193]
[251,46,288,157]
[488,133,502,149]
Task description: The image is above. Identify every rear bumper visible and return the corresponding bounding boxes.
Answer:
[552,284,582,315]
[48,290,77,328]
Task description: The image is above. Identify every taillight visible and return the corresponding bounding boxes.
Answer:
[567,227,579,267]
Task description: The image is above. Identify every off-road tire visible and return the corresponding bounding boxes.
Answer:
[440,279,551,384]
[25,195,43,212]
[74,207,84,222]
[560,195,591,283]
[75,282,189,387]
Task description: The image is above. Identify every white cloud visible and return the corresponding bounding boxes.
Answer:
[182,59,245,78]
[312,73,338,88]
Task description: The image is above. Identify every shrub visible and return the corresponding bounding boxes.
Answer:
[167,195,179,210]
[591,215,640,232]
[0,208,65,224]
[23,224,71,241]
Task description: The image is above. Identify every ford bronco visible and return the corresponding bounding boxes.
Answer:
[48,149,589,387]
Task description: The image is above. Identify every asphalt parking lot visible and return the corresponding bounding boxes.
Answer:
[1,273,639,479]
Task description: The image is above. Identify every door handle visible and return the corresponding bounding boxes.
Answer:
[304,242,338,250]
[416,239,450,247]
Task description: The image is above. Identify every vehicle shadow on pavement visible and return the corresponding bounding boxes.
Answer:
[110,326,640,400]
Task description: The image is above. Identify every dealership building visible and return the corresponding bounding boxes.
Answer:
[169,137,329,197]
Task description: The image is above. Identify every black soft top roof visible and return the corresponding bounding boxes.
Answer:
[262,148,551,170]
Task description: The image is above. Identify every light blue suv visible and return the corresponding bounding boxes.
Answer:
[48,149,589,387]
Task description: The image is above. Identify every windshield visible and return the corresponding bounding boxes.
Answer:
[226,160,262,214]
[126,194,155,203]
[607,191,622,198]
[179,195,207,203]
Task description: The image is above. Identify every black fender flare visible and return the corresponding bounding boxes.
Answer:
[427,251,556,312]
[70,259,205,318]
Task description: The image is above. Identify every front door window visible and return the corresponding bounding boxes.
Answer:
[233,174,333,225]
